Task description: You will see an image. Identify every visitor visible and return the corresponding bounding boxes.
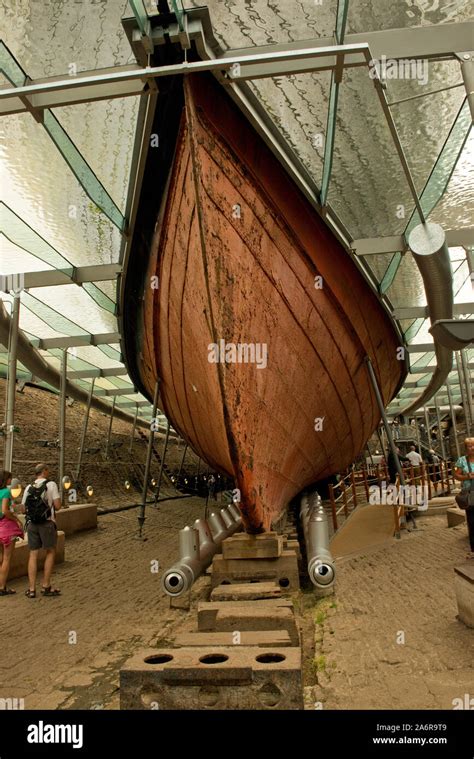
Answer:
[0,470,24,596]
[22,463,62,598]
[453,438,474,560]
[406,445,423,468]
[426,449,441,484]
[387,447,408,485]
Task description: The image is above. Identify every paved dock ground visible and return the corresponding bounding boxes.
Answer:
[305,513,474,710]
[0,503,472,710]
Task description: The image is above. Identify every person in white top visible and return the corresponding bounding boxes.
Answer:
[406,445,423,467]
[21,463,62,598]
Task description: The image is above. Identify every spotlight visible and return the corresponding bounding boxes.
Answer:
[62,475,72,491]
[124,480,131,490]
[9,478,22,499]
[86,485,94,497]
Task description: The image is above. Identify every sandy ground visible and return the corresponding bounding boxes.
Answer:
[0,496,472,710]
[305,513,474,710]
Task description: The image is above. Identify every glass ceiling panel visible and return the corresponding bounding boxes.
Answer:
[183,0,338,48]
[387,60,466,195]
[0,1,134,80]
[1,114,124,268]
[429,127,474,231]
[386,253,426,308]
[328,66,415,238]
[346,0,473,32]
[249,71,331,190]
[54,98,139,214]
[25,286,115,335]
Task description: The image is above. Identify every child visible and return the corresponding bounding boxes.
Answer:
[0,470,24,595]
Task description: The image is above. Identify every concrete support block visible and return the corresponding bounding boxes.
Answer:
[173,631,292,647]
[447,507,466,528]
[8,531,66,580]
[454,564,474,628]
[222,532,283,559]
[210,581,282,602]
[120,646,303,709]
[197,600,300,646]
[210,550,300,591]
[55,503,97,536]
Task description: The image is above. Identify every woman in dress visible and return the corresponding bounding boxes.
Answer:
[454,438,474,560]
[0,470,24,595]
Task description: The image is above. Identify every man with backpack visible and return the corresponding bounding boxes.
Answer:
[22,463,62,598]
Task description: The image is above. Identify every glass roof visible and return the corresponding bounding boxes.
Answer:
[0,0,472,426]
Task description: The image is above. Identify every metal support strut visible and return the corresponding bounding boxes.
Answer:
[75,377,95,482]
[365,355,417,532]
[58,348,67,504]
[137,379,160,539]
[3,293,20,471]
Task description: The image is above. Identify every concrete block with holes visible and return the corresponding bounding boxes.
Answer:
[210,549,299,591]
[120,646,303,709]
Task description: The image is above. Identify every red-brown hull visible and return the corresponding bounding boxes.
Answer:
[136,74,405,532]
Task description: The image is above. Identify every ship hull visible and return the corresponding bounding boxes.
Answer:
[131,74,405,532]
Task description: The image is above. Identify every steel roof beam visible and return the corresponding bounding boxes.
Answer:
[351,229,474,256]
[38,332,120,350]
[18,264,122,289]
[393,303,473,319]
[3,19,471,115]
[220,21,474,66]
[0,64,146,116]
[67,367,128,379]
[409,360,473,372]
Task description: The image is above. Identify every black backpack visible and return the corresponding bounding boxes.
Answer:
[25,480,51,524]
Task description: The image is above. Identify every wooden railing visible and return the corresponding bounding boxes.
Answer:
[328,459,457,535]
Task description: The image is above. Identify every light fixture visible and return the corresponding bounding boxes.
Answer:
[62,475,72,491]
[9,478,22,499]
[151,478,157,487]
[125,480,131,490]
[86,485,94,497]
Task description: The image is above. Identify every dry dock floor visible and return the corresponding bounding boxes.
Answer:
[0,501,472,710]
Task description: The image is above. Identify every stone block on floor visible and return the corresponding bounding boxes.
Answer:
[210,550,299,591]
[8,531,65,580]
[210,581,282,602]
[55,503,97,536]
[454,563,474,628]
[197,600,300,646]
[447,507,466,528]
[120,646,303,709]
[222,531,283,560]
[173,630,292,647]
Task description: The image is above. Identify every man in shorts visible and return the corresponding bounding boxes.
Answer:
[22,463,62,598]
